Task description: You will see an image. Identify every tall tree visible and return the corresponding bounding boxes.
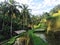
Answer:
[0,0,21,37]
[20,4,32,30]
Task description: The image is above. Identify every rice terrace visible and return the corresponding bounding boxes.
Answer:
[0,0,60,45]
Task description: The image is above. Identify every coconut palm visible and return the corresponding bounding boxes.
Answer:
[20,4,32,30]
[0,0,21,37]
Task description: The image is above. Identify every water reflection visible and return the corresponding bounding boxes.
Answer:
[34,33,47,42]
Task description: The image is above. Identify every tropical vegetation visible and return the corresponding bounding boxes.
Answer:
[0,0,60,45]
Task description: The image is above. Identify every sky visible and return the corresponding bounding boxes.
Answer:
[0,0,60,15]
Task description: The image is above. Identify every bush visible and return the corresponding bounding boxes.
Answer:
[3,32,25,45]
[0,34,5,41]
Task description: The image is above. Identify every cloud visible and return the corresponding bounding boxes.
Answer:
[31,0,60,15]
[15,0,60,15]
[0,0,4,2]
[0,0,60,15]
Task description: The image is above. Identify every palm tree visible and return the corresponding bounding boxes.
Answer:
[0,1,7,31]
[0,0,21,37]
[20,4,32,30]
[8,0,21,37]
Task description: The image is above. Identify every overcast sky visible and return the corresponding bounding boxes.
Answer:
[0,0,60,15]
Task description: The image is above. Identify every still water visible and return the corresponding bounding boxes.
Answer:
[34,33,47,42]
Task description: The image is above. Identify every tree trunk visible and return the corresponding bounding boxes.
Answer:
[2,21,4,31]
[2,15,5,31]
[10,15,12,37]
[23,14,24,29]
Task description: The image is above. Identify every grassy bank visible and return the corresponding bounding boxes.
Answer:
[3,30,48,45]
[28,30,48,45]
[2,33,25,45]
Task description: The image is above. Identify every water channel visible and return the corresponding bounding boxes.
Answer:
[34,33,47,42]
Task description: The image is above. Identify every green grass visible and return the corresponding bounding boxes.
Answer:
[3,33,25,45]
[3,30,48,45]
[28,30,48,45]
[4,36,17,45]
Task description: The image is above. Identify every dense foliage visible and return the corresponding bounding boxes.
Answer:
[0,0,60,45]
